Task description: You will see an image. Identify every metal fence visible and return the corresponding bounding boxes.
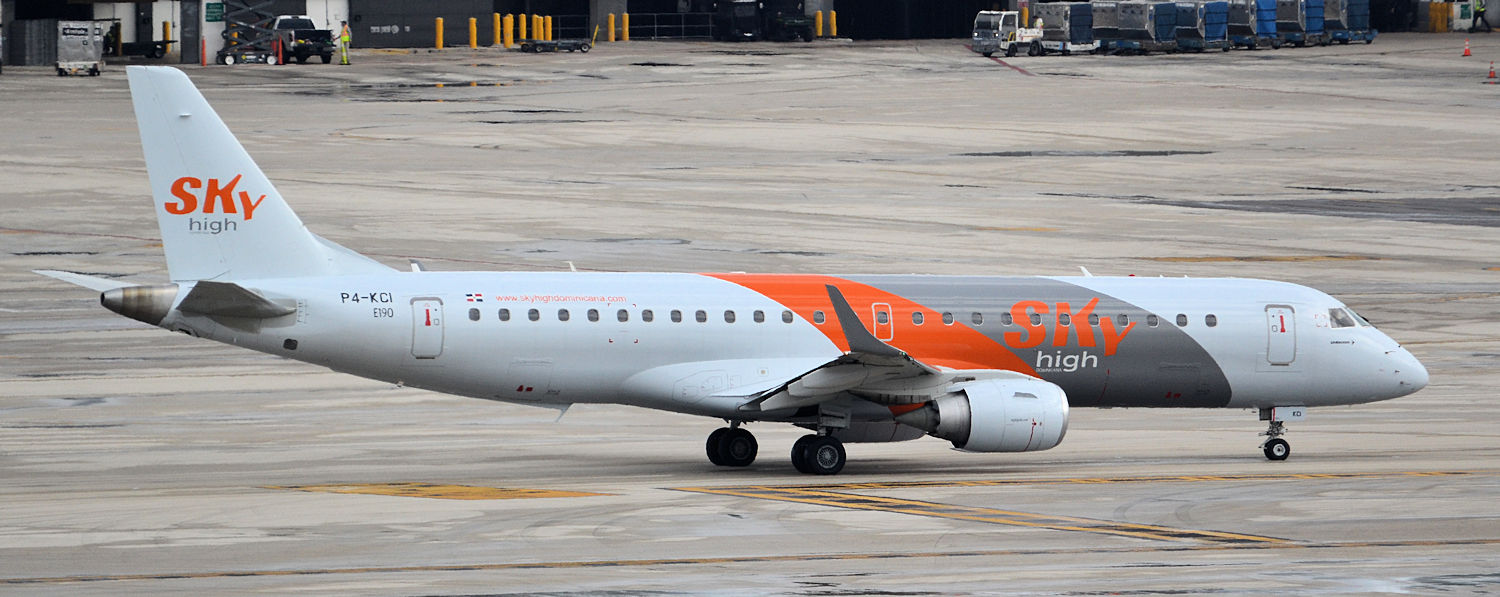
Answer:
[626,12,715,39]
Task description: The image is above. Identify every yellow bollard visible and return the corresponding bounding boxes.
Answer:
[493,13,501,46]
[503,14,514,47]
[537,15,545,40]
[519,13,528,40]
[163,20,172,43]
[436,17,444,49]
[469,17,477,48]
[608,14,616,42]
[545,15,553,41]
[830,10,837,37]
[814,11,823,37]
[622,13,630,41]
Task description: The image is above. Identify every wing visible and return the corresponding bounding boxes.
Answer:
[738,284,1029,413]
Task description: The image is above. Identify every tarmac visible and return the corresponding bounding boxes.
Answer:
[3,34,1500,595]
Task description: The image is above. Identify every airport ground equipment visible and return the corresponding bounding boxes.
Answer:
[1033,2,1100,54]
[1328,0,1378,42]
[102,23,176,59]
[56,20,104,76]
[519,38,592,52]
[216,0,276,65]
[710,0,812,41]
[1279,0,1330,45]
[1103,1,1179,53]
[1177,1,1233,51]
[1229,0,1282,47]
[970,10,1045,56]
[270,16,334,64]
[1093,1,1123,40]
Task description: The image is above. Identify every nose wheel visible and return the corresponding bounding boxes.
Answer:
[706,426,757,467]
[1260,420,1290,461]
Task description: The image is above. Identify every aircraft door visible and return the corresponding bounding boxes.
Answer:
[872,302,893,341]
[411,298,444,359]
[1265,305,1295,365]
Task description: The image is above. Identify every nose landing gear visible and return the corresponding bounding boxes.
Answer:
[1259,406,1304,461]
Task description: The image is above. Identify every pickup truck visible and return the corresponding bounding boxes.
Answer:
[272,15,334,64]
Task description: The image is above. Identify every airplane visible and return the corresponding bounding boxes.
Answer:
[37,66,1428,475]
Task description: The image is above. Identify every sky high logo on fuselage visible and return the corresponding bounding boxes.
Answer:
[167,175,266,235]
[1002,298,1136,373]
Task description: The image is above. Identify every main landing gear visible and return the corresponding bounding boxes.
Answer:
[704,426,848,474]
[706,425,758,467]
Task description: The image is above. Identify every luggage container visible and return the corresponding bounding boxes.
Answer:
[1229,0,1281,47]
[1093,1,1122,40]
[1328,0,1377,42]
[1107,1,1179,52]
[56,20,104,76]
[1280,0,1330,44]
[1032,2,1099,54]
[1176,1,1233,51]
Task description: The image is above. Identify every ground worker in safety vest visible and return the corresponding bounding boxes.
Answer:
[1474,0,1493,32]
[338,20,352,64]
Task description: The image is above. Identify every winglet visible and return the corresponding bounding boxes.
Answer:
[824,284,905,358]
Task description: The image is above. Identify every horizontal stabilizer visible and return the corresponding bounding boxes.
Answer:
[34,270,135,292]
[178,281,295,319]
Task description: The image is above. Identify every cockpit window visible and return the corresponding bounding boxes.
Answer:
[1349,309,1372,326]
[1328,308,1358,329]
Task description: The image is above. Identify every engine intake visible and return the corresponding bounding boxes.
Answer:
[894,378,1069,452]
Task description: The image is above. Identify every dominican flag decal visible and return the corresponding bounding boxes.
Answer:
[466,293,484,302]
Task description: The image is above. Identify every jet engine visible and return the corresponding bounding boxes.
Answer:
[893,378,1069,452]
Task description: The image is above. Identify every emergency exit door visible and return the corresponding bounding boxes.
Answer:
[411,298,444,359]
[1265,305,1296,365]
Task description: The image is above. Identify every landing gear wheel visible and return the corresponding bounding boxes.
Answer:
[716,427,757,467]
[1263,438,1290,461]
[790,434,816,473]
[706,428,728,466]
[800,435,846,475]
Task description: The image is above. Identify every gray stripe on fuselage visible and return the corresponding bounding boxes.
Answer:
[846,276,1232,408]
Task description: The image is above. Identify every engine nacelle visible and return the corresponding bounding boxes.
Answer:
[895,378,1069,452]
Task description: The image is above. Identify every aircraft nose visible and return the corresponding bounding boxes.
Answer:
[1389,347,1428,396]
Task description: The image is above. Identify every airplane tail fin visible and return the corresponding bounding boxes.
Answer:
[127,66,392,282]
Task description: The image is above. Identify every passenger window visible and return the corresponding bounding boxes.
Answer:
[696,310,708,323]
[753,310,765,323]
[1176,313,1188,327]
[1147,314,1159,327]
[617,309,629,323]
[498,308,511,322]
[558,309,570,321]
[724,310,736,323]
[1117,313,1129,327]
[877,311,889,324]
[1205,314,1217,327]
[588,309,600,322]
[912,312,924,325]
[971,312,983,325]
[528,308,540,322]
[1029,313,1041,326]
[1329,308,1357,328]
[814,310,826,324]
[642,309,654,323]
[468,308,480,321]
[782,310,794,323]
[1059,313,1072,326]
[1087,313,1098,326]
[942,312,954,325]
[671,309,683,323]
[1001,312,1014,325]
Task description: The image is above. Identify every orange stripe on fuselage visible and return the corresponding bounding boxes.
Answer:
[704,273,1036,376]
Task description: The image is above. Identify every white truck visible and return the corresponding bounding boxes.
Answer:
[970,10,1045,57]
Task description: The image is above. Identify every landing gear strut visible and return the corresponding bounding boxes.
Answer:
[791,433,846,475]
[706,425,757,467]
[1260,418,1290,461]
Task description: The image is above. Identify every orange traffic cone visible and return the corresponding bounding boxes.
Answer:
[1465,38,1473,56]
[1490,61,1496,78]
